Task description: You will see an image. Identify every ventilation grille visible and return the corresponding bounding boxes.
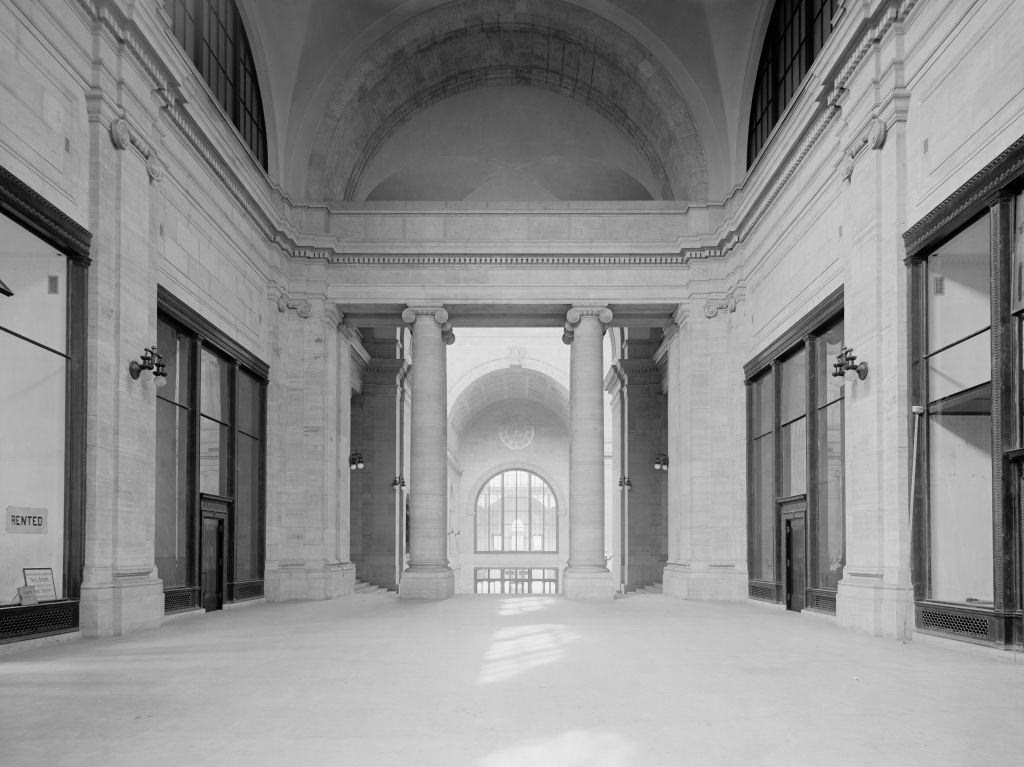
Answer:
[812,593,837,613]
[164,589,195,613]
[920,609,990,638]
[749,582,775,601]
[0,602,78,643]
[232,581,264,601]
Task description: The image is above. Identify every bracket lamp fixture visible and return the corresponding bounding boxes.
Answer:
[391,475,406,489]
[349,450,365,471]
[653,453,669,472]
[617,476,632,490]
[129,346,167,387]
[832,346,868,380]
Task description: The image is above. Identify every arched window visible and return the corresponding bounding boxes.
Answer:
[164,0,268,170]
[747,0,838,167]
[475,470,557,553]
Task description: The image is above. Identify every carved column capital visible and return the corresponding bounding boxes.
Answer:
[402,305,454,344]
[563,305,613,344]
[703,297,736,318]
[277,293,311,318]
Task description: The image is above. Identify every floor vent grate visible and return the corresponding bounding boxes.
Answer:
[920,610,989,638]
[812,593,837,613]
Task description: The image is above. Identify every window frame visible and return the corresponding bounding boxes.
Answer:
[474,469,559,554]
[744,287,845,613]
[164,0,268,171]
[157,286,268,611]
[903,133,1024,647]
[747,0,839,167]
[0,165,90,643]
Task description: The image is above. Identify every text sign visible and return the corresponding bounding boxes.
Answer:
[23,569,57,601]
[6,507,48,534]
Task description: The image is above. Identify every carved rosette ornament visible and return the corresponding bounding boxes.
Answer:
[109,118,131,150]
[498,413,535,450]
[563,306,613,344]
[402,306,455,344]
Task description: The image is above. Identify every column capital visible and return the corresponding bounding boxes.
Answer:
[402,305,455,344]
[563,305,613,344]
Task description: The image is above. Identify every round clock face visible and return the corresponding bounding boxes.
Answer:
[498,414,534,450]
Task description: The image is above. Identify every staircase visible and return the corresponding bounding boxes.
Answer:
[628,582,663,595]
[353,580,395,595]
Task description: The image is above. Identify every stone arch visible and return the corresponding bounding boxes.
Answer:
[306,0,709,202]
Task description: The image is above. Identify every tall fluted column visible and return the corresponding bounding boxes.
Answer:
[399,305,454,599]
[563,306,615,599]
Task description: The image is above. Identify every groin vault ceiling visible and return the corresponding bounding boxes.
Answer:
[242,0,769,203]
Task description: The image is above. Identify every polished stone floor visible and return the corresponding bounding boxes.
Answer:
[1,593,1022,766]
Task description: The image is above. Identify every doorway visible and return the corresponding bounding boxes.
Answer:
[201,514,225,612]
[784,512,806,612]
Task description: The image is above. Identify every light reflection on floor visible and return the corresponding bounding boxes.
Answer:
[476,619,579,684]
[476,730,637,767]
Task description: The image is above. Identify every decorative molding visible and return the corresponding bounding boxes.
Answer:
[0,166,92,262]
[109,118,131,150]
[903,131,1024,259]
[743,285,844,379]
[280,248,697,266]
[703,297,736,318]
[277,293,311,318]
[837,116,889,183]
[681,0,918,261]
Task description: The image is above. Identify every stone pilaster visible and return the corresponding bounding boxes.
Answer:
[836,68,914,639]
[399,306,454,599]
[563,306,615,599]
[265,300,354,601]
[79,96,163,637]
[662,302,748,601]
[607,356,668,590]
[351,356,408,589]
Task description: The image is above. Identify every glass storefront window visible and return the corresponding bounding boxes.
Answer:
[0,218,68,602]
[922,214,993,605]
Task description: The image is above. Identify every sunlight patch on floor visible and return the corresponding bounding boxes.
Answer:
[476,623,578,684]
[476,730,637,767]
[497,596,551,616]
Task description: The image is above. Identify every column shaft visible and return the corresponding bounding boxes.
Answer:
[399,306,454,599]
[564,306,615,599]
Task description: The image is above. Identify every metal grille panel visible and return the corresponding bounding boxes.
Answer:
[0,602,78,643]
[232,581,264,601]
[164,589,195,613]
[920,609,990,638]
[812,593,837,613]
[749,582,775,601]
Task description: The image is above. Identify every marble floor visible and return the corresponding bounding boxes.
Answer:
[1,593,1022,766]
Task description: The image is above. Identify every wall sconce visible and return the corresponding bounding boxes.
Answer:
[391,475,406,489]
[617,476,632,490]
[448,528,460,537]
[349,450,365,470]
[832,346,868,380]
[653,453,669,471]
[129,346,167,387]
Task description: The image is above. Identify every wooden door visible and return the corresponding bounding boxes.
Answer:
[785,515,806,612]
[202,516,224,611]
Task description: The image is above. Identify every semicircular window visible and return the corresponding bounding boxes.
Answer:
[475,470,557,553]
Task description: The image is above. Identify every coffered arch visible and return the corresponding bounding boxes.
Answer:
[304,0,709,203]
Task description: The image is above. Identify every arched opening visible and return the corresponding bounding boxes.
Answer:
[475,469,558,554]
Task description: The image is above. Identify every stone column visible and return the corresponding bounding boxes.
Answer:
[399,306,454,599]
[563,306,615,599]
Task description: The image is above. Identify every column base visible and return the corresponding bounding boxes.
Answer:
[837,573,915,640]
[563,568,615,600]
[662,563,748,601]
[79,570,164,638]
[399,568,454,599]
[265,562,356,602]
